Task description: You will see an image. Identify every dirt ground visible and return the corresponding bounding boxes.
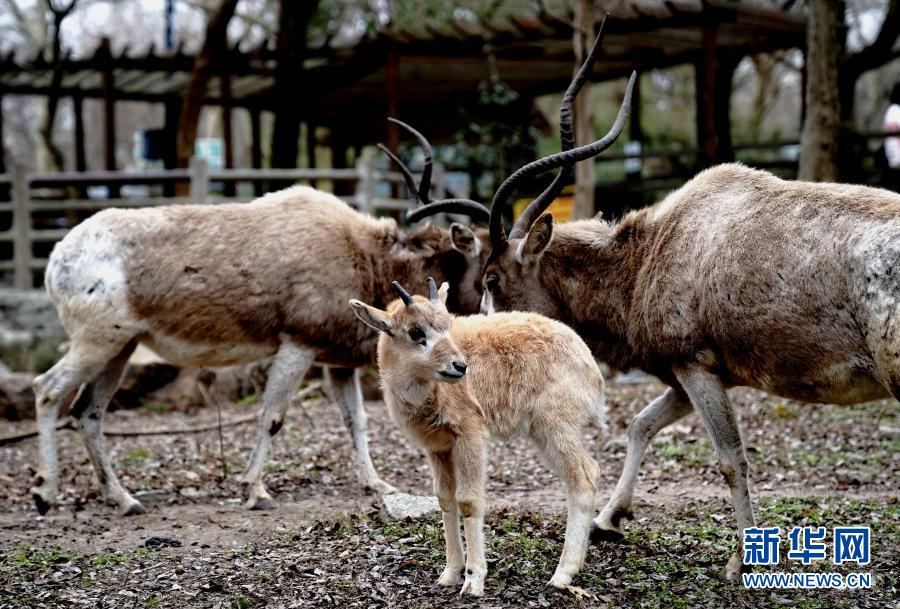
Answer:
[0,378,897,609]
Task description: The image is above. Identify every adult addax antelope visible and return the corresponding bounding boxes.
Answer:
[476,38,899,585]
[31,147,492,516]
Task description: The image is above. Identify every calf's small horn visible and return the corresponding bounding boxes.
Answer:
[392,281,415,306]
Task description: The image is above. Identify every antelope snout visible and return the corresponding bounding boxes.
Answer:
[438,359,468,383]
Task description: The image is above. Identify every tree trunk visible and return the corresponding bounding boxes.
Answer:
[175,0,239,169]
[270,0,320,170]
[798,0,844,182]
[572,0,595,219]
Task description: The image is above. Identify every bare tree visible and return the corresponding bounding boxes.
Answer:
[799,0,899,181]
[270,0,321,169]
[798,0,842,181]
[175,0,239,168]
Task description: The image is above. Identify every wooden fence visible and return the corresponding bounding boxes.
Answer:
[0,157,436,289]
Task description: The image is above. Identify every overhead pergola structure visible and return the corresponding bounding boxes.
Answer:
[0,0,806,176]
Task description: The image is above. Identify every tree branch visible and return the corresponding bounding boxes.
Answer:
[843,0,900,78]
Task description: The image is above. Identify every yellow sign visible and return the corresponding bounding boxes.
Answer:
[512,194,575,223]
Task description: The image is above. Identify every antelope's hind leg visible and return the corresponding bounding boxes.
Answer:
[326,367,397,495]
[594,387,692,541]
[71,340,144,515]
[31,338,134,515]
[535,428,600,589]
[242,340,315,510]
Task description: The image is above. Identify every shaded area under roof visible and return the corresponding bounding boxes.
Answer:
[0,0,805,143]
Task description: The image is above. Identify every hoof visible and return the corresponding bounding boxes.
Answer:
[725,553,747,583]
[365,479,399,497]
[459,581,484,597]
[246,496,277,511]
[434,566,464,588]
[121,501,146,516]
[32,492,52,516]
[590,522,624,544]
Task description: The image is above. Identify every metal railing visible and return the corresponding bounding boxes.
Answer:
[0,156,433,289]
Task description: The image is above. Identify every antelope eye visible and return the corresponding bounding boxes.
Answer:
[408,327,426,344]
[485,274,500,292]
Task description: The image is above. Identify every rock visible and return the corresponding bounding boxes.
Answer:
[381,493,440,520]
[0,288,67,373]
[0,372,36,420]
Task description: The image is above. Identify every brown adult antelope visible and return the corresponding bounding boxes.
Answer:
[31,151,492,516]
[350,278,606,596]
[407,14,898,581]
[476,74,899,584]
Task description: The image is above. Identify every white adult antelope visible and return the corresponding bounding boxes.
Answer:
[31,161,492,516]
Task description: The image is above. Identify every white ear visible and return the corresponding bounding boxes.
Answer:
[450,223,481,257]
[349,300,394,335]
[438,281,450,304]
[516,212,554,265]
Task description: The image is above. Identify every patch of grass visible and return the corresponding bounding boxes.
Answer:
[141,401,171,414]
[654,437,716,468]
[123,447,153,466]
[236,394,260,406]
[230,596,251,609]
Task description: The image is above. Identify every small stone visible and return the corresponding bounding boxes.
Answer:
[381,493,440,520]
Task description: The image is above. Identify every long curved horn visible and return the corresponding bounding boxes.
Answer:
[489,14,633,250]
[491,72,634,217]
[379,119,490,224]
[508,13,610,240]
[426,277,438,301]
[391,281,415,306]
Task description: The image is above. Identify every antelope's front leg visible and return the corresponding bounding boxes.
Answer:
[454,434,487,597]
[427,451,464,587]
[674,363,755,583]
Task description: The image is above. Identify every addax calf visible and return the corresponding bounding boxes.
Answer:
[351,278,606,596]
[32,184,490,516]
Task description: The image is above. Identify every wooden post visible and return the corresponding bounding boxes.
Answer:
[72,94,86,172]
[355,152,374,215]
[306,120,317,188]
[629,72,642,143]
[163,95,181,197]
[189,157,209,202]
[100,38,119,197]
[220,73,235,196]
[695,25,718,169]
[0,92,6,176]
[572,0,596,219]
[12,165,31,289]
[249,107,263,196]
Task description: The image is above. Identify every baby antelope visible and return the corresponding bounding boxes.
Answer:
[350,278,605,596]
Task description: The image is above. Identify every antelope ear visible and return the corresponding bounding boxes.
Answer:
[450,223,481,257]
[349,300,394,335]
[517,212,554,264]
[438,281,450,304]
